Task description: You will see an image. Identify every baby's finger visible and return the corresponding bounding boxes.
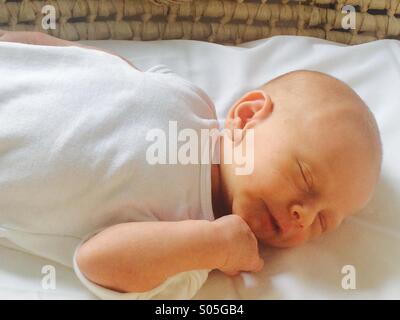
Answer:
[251,257,264,273]
[223,270,240,277]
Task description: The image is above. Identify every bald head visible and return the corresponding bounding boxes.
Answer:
[261,70,382,178]
[221,70,383,247]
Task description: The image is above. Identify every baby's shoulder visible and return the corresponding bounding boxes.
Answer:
[145,65,217,120]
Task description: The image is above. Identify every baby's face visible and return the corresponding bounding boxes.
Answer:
[219,80,380,248]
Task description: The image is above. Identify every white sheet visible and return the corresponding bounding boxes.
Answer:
[1,36,399,299]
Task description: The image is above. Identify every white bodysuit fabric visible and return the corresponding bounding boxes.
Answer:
[0,42,218,299]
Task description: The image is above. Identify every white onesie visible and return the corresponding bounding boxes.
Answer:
[0,42,219,299]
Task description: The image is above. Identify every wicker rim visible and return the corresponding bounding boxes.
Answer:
[0,0,399,45]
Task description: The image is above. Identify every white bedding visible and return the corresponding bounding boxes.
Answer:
[1,36,399,299]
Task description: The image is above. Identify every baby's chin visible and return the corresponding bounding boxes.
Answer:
[260,233,310,248]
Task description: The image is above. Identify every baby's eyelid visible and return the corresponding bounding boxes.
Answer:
[297,160,314,192]
[318,213,327,232]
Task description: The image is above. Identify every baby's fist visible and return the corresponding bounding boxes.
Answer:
[213,214,264,276]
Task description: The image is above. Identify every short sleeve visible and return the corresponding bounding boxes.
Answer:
[72,234,210,300]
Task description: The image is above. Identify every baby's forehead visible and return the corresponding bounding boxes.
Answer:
[288,97,365,133]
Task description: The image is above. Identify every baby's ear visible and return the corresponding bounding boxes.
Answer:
[226,90,272,134]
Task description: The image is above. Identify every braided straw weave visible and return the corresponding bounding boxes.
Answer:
[0,0,399,44]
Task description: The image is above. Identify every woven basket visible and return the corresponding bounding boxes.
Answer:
[0,0,399,45]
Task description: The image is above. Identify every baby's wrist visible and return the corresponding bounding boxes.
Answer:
[210,219,231,270]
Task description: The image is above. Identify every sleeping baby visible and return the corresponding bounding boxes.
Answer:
[0,31,382,299]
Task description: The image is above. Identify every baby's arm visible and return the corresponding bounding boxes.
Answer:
[76,215,264,293]
[0,30,135,68]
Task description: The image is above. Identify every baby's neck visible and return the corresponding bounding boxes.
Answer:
[211,153,232,219]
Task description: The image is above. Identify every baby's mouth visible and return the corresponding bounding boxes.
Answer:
[270,213,281,235]
[264,203,282,236]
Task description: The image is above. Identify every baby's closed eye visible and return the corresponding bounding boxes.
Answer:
[310,212,328,238]
[296,159,317,197]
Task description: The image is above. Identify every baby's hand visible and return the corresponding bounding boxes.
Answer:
[214,215,264,276]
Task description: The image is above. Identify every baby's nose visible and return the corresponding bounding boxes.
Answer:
[290,204,318,229]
